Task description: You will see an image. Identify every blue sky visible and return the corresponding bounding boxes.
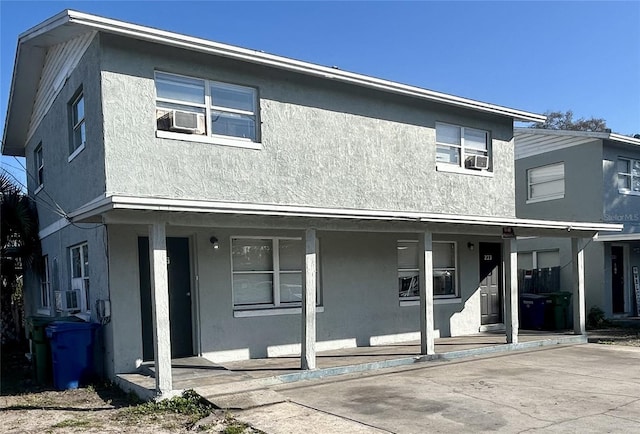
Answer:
[1,1,639,186]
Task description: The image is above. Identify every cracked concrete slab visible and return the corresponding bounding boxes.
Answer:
[237,402,389,434]
[258,344,640,433]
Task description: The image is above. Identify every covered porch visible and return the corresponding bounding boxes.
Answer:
[116,330,586,402]
[70,196,623,398]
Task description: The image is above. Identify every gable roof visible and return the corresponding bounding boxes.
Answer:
[514,127,640,160]
[3,9,546,156]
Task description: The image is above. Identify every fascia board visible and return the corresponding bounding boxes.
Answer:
[65,10,544,123]
[68,194,622,235]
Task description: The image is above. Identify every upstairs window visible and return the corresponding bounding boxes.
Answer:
[617,158,640,194]
[155,71,258,145]
[34,143,44,189]
[70,90,86,156]
[397,240,458,299]
[527,162,565,202]
[436,123,490,171]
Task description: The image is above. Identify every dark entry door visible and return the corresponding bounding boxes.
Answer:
[139,237,194,360]
[611,246,625,314]
[480,243,502,325]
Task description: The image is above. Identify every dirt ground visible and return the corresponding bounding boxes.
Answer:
[0,342,259,433]
[1,327,638,433]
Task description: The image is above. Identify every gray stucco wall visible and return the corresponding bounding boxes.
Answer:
[30,224,110,374]
[602,141,640,234]
[99,35,516,218]
[25,35,106,229]
[107,223,504,374]
[515,140,603,222]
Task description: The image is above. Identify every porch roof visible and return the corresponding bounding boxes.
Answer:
[65,194,622,239]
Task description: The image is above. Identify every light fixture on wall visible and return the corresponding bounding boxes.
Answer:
[467,242,475,251]
[210,236,219,250]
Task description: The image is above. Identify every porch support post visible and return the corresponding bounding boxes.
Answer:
[418,230,435,355]
[149,221,173,395]
[503,238,519,344]
[572,238,586,335]
[301,228,317,370]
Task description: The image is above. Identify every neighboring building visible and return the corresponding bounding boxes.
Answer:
[2,10,620,396]
[515,128,640,318]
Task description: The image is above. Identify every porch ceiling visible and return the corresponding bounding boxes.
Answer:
[68,194,622,239]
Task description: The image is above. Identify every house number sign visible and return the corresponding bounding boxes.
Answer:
[633,266,640,316]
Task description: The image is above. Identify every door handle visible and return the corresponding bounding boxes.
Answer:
[186,292,191,297]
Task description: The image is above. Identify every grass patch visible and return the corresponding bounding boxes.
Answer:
[51,418,92,428]
[119,389,214,428]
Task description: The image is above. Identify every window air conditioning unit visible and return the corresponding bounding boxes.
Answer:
[169,110,203,133]
[466,155,490,170]
[54,289,80,313]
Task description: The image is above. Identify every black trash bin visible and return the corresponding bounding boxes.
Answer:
[26,316,55,384]
[543,292,572,330]
[46,321,99,390]
[520,294,547,330]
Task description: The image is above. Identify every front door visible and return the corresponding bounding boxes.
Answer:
[480,242,502,325]
[138,236,194,360]
[611,246,625,314]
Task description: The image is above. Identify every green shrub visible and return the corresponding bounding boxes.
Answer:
[587,306,607,329]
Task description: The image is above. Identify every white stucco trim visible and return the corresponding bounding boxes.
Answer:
[400,298,461,307]
[233,306,324,318]
[156,130,262,150]
[595,233,640,242]
[435,163,494,177]
[39,217,71,240]
[69,194,624,234]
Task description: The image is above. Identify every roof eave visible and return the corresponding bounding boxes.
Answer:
[2,10,73,157]
[514,127,640,147]
[65,10,544,122]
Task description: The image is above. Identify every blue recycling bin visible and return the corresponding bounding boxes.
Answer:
[520,293,547,330]
[46,321,99,390]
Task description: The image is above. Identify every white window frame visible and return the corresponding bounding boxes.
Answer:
[231,236,321,313]
[617,157,640,196]
[435,122,492,176]
[69,90,86,160]
[526,162,565,203]
[155,71,261,150]
[397,240,459,304]
[70,243,90,313]
[34,143,44,193]
[39,255,51,313]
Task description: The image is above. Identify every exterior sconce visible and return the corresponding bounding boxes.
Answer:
[467,242,475,251]
[209,236,219,250]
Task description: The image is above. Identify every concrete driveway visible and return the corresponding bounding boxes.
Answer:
[237,344,640,433]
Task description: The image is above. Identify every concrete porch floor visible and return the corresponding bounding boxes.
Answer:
[115,330,586,402]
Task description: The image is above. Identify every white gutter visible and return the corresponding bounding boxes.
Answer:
[514,127,640,146]
[68,194,622,234]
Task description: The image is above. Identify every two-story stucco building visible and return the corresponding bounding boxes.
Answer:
[515,128,640,319]
[2,11,620,397]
